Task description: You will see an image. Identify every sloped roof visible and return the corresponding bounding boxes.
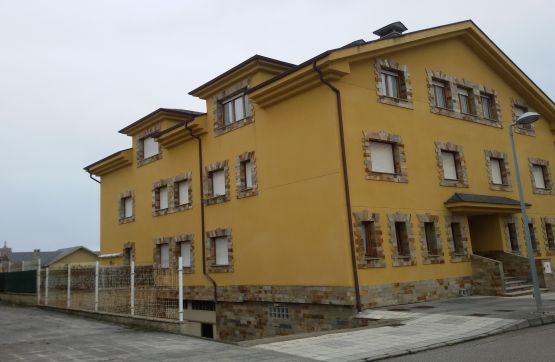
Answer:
[7,246,97,266]
[118,108,205,135]
[445,193,526,206]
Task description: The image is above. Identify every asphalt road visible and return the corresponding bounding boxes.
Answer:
[385,323,555,362]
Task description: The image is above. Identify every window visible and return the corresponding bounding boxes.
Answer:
[158,186,168,210]
[457,87,474,114]
[214,237,229,266]
[394,222,410,257]
[142,137,159,159]
[451,223,464,254]
[424,222,439,256]
[180,241,192,268]
[380,69,401,98]
[362,221,378,258]
[177,180,190,205]
[123,197,133,218]
[192,300,215,311]
[546,223,555,250]
[241,160,254,189]
[432,79,448,108]
[480,93,496,120]
[507,223,519,252]
[211,170,226,197]
[528,223,538,252]
[514,104,533,131]
[370,141,395,174]
[441,151,458,180]
[160,243,169,268]
[222,94,251,126]
[532,164,547,189]
[269,304,289,319]
[490,158,504,185]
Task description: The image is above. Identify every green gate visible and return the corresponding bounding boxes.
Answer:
[0,270,36,293]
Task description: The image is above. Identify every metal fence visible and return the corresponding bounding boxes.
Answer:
[0,270,36,293]
[38,259,185,322]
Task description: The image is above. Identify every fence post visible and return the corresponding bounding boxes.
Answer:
[67,264,71,309]
[130,260,135,316]
[178,256,183,322]
[45,267,49,306]
[94,261,99,312]
[36,259,41,305]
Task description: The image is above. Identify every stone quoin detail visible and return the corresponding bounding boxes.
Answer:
[235,151,258,199]
[118,190,135,224]
[205,228,234,273]
[363,130,408,183]
[387,212,417,267]
[416,214,445,264]
[444,215,470,262]
[435,141,469,188]
[203,160,231,205]
[373,58,414,109]
[212,80,254,136]
[483,149,512,192]
[352,211,386,268]
[136,124,162,167]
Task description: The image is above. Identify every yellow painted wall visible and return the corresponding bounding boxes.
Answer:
[97,32,555,290]
[51,249,98,269]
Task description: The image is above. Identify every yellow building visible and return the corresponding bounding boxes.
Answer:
[85,20,555,341]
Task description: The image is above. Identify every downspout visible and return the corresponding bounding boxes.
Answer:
[88,172,100,184]
[312,61,362,312]
[185,121,218,302]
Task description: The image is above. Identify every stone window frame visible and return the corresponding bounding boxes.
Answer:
[387,213,416,267]
[152,179,171,217]
[203,160,231,206]
[122,241,135,266]
[502,215,521,255]
[484,150,512,192]
[175,234,195,274]
[172,172,193,212]
[528,158,553,195]
[540,217,555,256]
[434,142,469,188]
[444,215,470,262]
[153,237,173,269]
[205,228,234,273]
[235,151,258,199]
[118,191,135,224]
[416,214,444,264]
[353,211,386,268]
[373,58,413,109]
[136,125,162,167]
[212,79,254,137]
[426,69,502,128]
[511,98,536,136]
[522,218,542,257]
[363,130,408,183]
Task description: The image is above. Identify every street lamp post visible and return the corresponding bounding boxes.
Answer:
[509,111,543,313]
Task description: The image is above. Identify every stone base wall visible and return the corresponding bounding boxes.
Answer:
[536,259,555,290]
[359,276,472,308]
[480,251,531,280]
[216,301,367,342]
[471,254,505,295]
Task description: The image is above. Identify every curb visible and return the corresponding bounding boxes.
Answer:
[365,314,555,361]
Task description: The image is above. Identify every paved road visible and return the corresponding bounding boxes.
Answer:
[0,302,313,362]
[385,323,555,361]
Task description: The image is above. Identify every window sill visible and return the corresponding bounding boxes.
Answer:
[119,217,135,224]
[377,95,413,109]
[204,195,230,206]
[431,107,503,128]
[214,116,254,137]
[137,154,162,167]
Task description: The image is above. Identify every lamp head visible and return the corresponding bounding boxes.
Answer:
[515,111,540,125]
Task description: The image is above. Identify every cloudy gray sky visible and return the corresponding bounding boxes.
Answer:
[0,0,553,252]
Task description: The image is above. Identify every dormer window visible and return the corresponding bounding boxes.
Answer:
[379,69,401,98]
[222,93,251,126]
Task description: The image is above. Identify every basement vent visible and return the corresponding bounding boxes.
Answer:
[373,21,408,39]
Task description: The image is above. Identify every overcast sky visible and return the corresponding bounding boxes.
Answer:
[0,0,553,252]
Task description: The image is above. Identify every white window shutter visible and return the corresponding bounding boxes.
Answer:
[490,159,503,185]
[369,141,395,174]
[441,151,458,180]
[532,165,546,189]
[178,181,190,205]
[212,170,226,196]
[245,160,253,188]
[143,137,159,159]
[160,244,169,268]
[124,197,133,218]
[180,241,191,268]
[159,186,168,209]
[215,237,229,265]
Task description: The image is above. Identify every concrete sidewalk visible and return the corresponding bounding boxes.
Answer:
[254,293,555,361]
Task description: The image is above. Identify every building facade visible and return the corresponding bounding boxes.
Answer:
[85,21,555,341]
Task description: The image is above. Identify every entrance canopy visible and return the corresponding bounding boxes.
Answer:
[444,193,530,214]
